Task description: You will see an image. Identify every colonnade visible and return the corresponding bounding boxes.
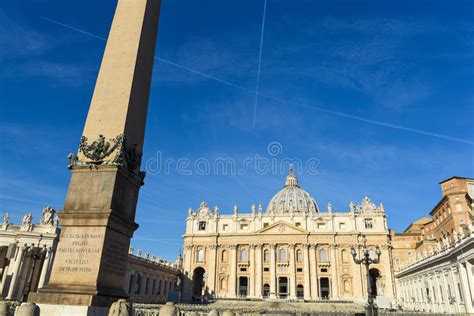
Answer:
[398,261,474,314]
[0,244,54,300]
[125,269,176,303]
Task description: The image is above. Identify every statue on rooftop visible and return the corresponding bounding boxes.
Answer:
[3,213,9,225]
[22,213,32,225]
[40,206,55,225]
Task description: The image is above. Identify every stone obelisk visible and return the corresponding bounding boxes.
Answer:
[31,0,161,313]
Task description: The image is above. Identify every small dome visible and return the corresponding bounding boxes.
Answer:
[266,166,319,215]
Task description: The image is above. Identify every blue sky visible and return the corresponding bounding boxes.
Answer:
[1,0,473,260]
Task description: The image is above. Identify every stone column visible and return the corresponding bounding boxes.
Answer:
[303,245,311,300]
[349,254,367,302]
[228,245,237,297]
[309,245,318,299]
[459,263,473,313]
[330,245,339,299]
[124,271,131,295]
[38,249,53,288]
[208,245,218,297]
[288,244,296,299]
[464,261,474,304]
[448,268,461,313]
[269,244,277,298]
[249,245,255,298]
[31,0,162,309]
[255,245,263,298]
[441,270,452,314]
[426,275,435,312]
[433,272,444,313]
[0,265,9,297]
[186,245,194,272]
[6,244,27,300]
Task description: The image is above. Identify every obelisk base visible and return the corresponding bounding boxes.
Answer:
[29,283,127,307]
[29,166,140,313]
[34,303,109,316]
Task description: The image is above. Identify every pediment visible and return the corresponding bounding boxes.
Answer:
[256,221,309,235]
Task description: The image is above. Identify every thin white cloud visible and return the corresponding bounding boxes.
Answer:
[38,16,474,145]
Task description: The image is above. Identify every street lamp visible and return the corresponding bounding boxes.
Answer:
[22,234,47,302]
[351,236,381,316]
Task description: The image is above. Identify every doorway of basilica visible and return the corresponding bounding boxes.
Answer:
[192,267,205,299]
[278,277,288,298]
[320,277,330,299]
[238,276,248,297]
[369,268,381,297]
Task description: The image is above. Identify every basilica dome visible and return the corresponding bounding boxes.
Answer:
[266,167,319,215]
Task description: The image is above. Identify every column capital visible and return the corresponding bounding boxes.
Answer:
[309,244,317,250]
[288,244,296,250]
[230,245,238,250]
[255,244,263,250]
[209,244,218,250]
[269,243,276,249]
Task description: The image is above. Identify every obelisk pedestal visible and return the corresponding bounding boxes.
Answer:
[30,0,161,314]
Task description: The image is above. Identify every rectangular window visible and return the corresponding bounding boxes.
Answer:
[263,223,269,228]
[365,219,373,229]
[295,222,301,227]
[320,268,328,273]
[240,268,247,272]
[339,222,346,229]
[198,221,206,231]
[297,268,303,272]
[240,223,249,230]
[222,224,229,231]
[264,267,269,272]
[317,222,326,229]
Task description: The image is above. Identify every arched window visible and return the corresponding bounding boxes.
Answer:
[221,249,227,262]
[263,284,270,297]
[220,277,227,290]
[264,249,270,262]
[341,249,349,263]
[344,279,351,293]
[240,248,248,262]
[296,249,303,262]
[296,284,304,298]
[279,248,287,261]
[197,248,205,262]
[319,249,327,262]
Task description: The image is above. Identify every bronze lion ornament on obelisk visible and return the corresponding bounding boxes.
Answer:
[30,0,161,314]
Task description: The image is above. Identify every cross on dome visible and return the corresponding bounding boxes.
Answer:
[284,164,299,187]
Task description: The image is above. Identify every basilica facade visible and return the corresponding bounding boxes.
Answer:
[182,168,395,304]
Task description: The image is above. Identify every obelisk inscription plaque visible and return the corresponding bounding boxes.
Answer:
[31,0,161,310]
